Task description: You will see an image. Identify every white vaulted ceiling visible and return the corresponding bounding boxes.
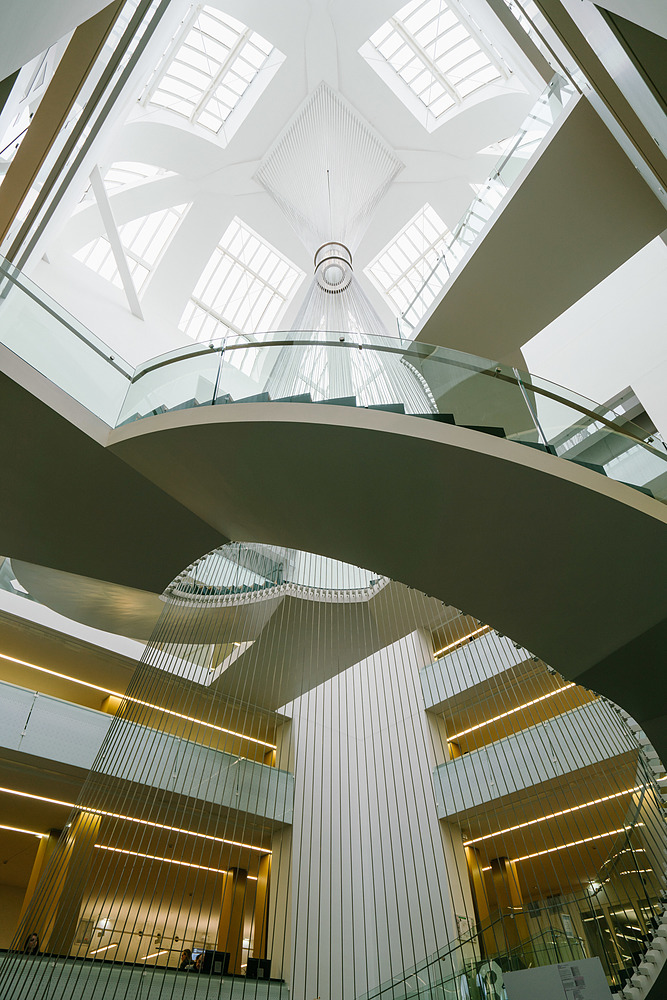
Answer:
[32,0,544,365]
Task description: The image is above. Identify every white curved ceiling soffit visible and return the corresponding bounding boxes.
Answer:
[42,0,543,356]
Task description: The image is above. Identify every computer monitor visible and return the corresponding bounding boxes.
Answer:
[191,949,204,964]
[246,958,271,980]
[200,950,230,976]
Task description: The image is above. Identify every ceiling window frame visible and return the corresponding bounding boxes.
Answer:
[179,216,304,345]
[360,0,509,133]
[365,202,451,318]
[74,202,189,297]
[140,4,284,145]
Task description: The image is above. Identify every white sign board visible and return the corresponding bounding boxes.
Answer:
[504,958,613,1000]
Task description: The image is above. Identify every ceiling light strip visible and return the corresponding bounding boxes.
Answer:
[511,826,636,863]
[0,786,270,854]
[94,845,259,879]
[448,683,576,740]
[0,651,276,748]
[90,943,118,955]
[463,785,642,846]
[0,822,43,838]
[433,624,492,658]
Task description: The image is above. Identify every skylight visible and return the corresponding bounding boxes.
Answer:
[142,5,282,140]
[103,162,175,190]
[365,203,450,318]
[361,0,505,132]
[74,204,188,293]
[179,217,304,348]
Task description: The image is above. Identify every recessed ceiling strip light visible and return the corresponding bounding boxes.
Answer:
[94,845,260,878]
[463,786,642,846]
[511,825,637,863]
[90,943,118,955]
[0,822,43,838]
[0,786,270,854]
[433,624,492,657]
[0,651,276,748]
[447,683,576,740]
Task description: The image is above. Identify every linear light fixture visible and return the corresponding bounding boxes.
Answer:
[511,825,636,863]
[433,625,491,658]
[463,786,642,846]
[0,651,276,749]
[619,870,654,876]
[0,822,43,838]
[90,943,118,955]
[447,683,576,740]
[95,844,259,879]
[0,786,271,855]
[141,949,169,961]
[95,844,231,874]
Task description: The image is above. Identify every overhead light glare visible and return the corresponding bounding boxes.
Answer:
[511,825,638,863]
[141,950,169,961]
[434,625,491,658]
[0,786,270,854]
[463,786,642,846]
[0,822,43,838]
[90,943,118,955]
[95,843,231,875]
[448,683,576,740]
[0,651,275,748]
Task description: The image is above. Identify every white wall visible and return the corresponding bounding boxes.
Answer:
[283,631,457,1000]
[522,236,667,439]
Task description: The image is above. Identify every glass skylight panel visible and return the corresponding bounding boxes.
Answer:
[74,204,187,294]
[365,203,450,317]
[103,162,174,190]
[180,217,303,351]
[143,6,279,138]
[361,0,505,131]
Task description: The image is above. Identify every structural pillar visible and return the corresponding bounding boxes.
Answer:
[17,828,61,926]
[465,845,497,957]
[218,867,247,974]
[252,854,271,959]
[489,857,530,953]
[23,810,101,955]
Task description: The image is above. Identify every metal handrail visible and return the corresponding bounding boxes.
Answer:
[125,335,665,456]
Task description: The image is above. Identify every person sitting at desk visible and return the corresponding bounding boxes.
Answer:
[23,933,39,955]
[179,948,195,970]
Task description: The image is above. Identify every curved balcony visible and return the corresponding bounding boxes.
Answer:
[115,332,667,504]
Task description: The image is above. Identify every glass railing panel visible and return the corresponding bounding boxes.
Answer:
[0,257,132,424]
[399,77,577,334]
[401,348,539,444]
[522,371,667,500]
[117,350,220,425]
[113,331,667,503]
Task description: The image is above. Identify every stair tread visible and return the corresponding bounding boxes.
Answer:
[413,412,456,424]
[319,396,357,407]
[367,402,406,413]
[460,423,506,438]
[274,393,313,403]
[571,458,607,475]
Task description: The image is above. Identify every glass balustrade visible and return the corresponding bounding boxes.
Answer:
[398,75,578,336]
[354,808,666,999]
[117,332,667,504]
[0,256,132,424]
[0,253,665,503]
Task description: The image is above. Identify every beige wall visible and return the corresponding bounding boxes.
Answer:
[0,884,25,949]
